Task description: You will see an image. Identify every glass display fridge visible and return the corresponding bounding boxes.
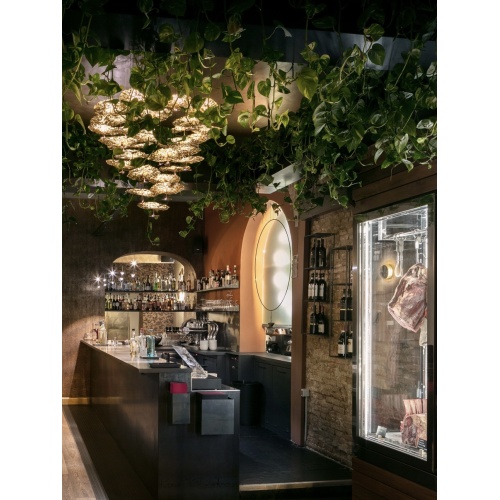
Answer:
[353,194,436,490]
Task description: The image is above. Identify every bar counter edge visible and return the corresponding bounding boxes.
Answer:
[80,340,240,500]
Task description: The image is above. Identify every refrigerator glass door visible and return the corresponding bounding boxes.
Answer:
[355,196,435,468]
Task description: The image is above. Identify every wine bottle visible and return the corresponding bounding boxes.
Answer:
[309,305,318,335]
[318,238,326,268]
[308,273,314,300]
[318,272,326,301]
[317,306,326,335]
[346,288,352,321]
[225,265,232,286]
[309,239,317,268]
[337,330,346,357]
[347,330,353,358]
[339,289,346,320]
[145,275,151,291]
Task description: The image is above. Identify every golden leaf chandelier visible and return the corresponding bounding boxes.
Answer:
[90,89,217,217]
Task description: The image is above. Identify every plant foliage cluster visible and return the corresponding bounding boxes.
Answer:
[62,0,437,237]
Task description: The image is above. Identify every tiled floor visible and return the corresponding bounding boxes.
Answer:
[63,405,352,499]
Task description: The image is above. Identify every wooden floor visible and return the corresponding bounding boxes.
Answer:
[62,405,352,500]
[62,405,107,500]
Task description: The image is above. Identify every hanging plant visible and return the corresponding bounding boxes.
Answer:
[62,0,437,235]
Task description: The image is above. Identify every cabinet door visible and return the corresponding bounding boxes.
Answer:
[272,366,291,435]
[254,362,273,427]
[227,355,239,386]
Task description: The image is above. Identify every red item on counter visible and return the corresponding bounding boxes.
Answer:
[170,382,188,394]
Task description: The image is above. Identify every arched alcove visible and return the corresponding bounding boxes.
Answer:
[104,251,198,340]
[240,202,293,352]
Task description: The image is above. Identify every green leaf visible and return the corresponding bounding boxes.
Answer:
[364,23,384,42]
[254,105,267,117]
[246,81,255,99]
[159,23,177,44]
[394,134,409,154]
[237,112,250,128]
[226,135,236,144]
[221,84,244,104]
[296,67,318,100]
[62,101,75,121]
[374,148,384,164]
[367,43,385,66]
[274,96,283,110]
[258,173,274,186]
[204,22,221,41]
[184,32,204,53]
[417,118,434,130]
[257,78,272,98]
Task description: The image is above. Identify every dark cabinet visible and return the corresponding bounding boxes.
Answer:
[225,354,255,387]
[254,359,291,439]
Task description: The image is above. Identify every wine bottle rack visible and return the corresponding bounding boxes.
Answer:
[303,232,353,358]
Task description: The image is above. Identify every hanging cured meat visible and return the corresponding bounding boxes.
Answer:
[387,263,427,332]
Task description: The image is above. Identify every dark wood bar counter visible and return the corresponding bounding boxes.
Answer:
[81,341,240,500]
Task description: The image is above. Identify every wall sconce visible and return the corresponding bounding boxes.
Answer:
[380,264,394,280]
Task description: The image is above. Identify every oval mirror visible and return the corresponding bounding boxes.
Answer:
[254,217,292,317]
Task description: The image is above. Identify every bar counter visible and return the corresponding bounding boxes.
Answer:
[81,341,240,500]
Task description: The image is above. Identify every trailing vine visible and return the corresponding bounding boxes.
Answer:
[62,0,437,237]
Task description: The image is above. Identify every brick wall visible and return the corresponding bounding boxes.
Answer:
[304,207,354,468]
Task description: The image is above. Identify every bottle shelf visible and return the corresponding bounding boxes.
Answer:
[105,290,196,294]
[105,309,196,313]
[197,286,239,293]
[304,231,354,357]
[105,307,239,313]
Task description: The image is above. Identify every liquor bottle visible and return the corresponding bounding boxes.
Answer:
[318,272,326,301]
[346,330,353,358]
[129,329,138,357]
[232,265,239,286]
[339,289,346,321]
[186,273,192,292]
[309,239,317,268]
[346,288,352,321]
[171,274,177,291]
[317,306,326,335]
[224,265,231,286]
[99,320,107,346]
[318,238,326,268]
[337,330,346,357]
[145,275,151,291]
[309,305,318,334]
